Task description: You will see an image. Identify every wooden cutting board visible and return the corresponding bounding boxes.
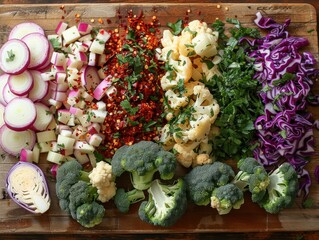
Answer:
[0,3,318,234]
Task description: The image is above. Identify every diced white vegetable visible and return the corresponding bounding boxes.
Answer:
[38,141,51,153]
[88,52,97,66]
[47,34,63,49]
[88,134,103,147]
[74,141,95,153]
[47,151,65,164]
[36,130,56,143]
[20,148,33,162]
[81,91,94,102]
[87,123,101,134]
[55,21,68,35]
[89,109,107,123]
[46,118,57,131]
[57,134,75,149]
[74,150,89,164]
[62,26,81,45]
[96,101,106,111]
[89,29,110,54]
[69,106,84,117]
[72,125,87,140]
[51,52,66,66]
[67,114,76,126]
[56,72,67,84]
[31,143,41,163]
[77,114,91,127]
[57,109,71,124]
[78,34,93,42]
[41,72,56,81]
[105,85,117,98]
[97,66,108,79]
[67,54,83,69]
[48,98,62,109]
[88,152,97,168]
[60,129,73,137]
[78,22,93,35]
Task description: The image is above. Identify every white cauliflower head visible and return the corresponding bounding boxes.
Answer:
[173,141,200,168]
[165,89,189,110]
[192,32,218,58]
[192,153,213,167]
[88,161,116,203]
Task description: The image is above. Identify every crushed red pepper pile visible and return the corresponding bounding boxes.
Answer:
[98,11,166,157]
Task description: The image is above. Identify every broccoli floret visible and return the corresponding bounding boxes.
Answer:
[260,162,298,214]
[59,198,70,213]
[184,161,235,206]
[56,159,83,184]
[76,201,105,228]
[138,179,187,227]
[111,141,177,190]
[56,172,80,199]
[210,183,244,215]
[68,181,98,219]
[114,188,145,213]
[232,157,270,203]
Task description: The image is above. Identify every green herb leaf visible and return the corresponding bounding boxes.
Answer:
[167,19,183,36]
[120,100,139,115]
[6,49,15,62]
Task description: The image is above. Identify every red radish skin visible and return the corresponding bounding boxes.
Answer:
[55,21,68,35]
[8,70,34,96]
[4,97,37,131]
[81,66,101,92]
[0,125,36,156]
[0,39,30,75]
[9,22,45,40]
[93,75,112,100]
[0,74,9,105]
[22,33,50,69]
[28,70,49,102]
[19,148,33,162]
[3,83,27,104]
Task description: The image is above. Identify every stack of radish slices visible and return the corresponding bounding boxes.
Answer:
[0,23,53,159]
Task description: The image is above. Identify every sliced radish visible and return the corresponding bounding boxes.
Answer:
[0,39,30,75]
[4,97,36,131]
[3,83,27,104]
[93,76,112,100]
[55,22,68,35]
[0,125,36,156]
[0,104,5,128]
[32,103,53,131]
[28,70,49,102]
[22,33,50,69]
[37,43,54,71]
[81,66,101,92]
[20,148,33,162]
[0,74,9,105]
[78,22,93,35]
[9,22,44,40]
[8,70,34,96]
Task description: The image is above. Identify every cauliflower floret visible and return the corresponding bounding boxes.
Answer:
[165,89,189,110]
[173,141,200,168]
[160,71,179,91]
[192,32,218,58]
[184,81,204,97]
[170,55,193,83]
[187,114,211,142]
[192,153,213,167]
[160,124,175,150]
[184,20,212,35]
[178,31,195,57]
[202,62,221,81]
[159,30,180,61]
[192,85,220,122]
[88,161,116,203]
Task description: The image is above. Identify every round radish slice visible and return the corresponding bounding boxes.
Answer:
[36,43,54,71]
[0,74,9,105]
[0,103,5,128]
[0,39,30,75]
[22,33,50,70]
[4,97,36,131]
[0,125,35,156]
[31,103,53,131]
[3,83,27,105]
[28,70,49,102]
[9,22,45,40]
[8,70,34,96]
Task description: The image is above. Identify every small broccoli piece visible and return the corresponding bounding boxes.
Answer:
[76,201,105,228]
[59,198,70,213]
[56,160,83,184]
[184,161,235,206]
[232,157,270,203]
[111,141,177,190]
[210,183,244,215]
[248,166,270,203]
[138,179,187,227]
[114,188,145,213]
[68,181,98,219]
[260,162,298,214]
[56,172,80,199]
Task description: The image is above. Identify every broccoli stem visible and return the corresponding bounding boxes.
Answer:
[79,171,90,182]
[130,170,156,190]
[127,189,145,204]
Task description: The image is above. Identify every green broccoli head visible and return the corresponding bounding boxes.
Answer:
[114,188,145,213]
[248,166,270,203]
[56,172,80,199]
[68,181,98,219]
[260,162,298,214]
[210,183,244,215]
[111,141,177,190]
[56,159,83,184]
[232,157,267,193]
[59,198,70,213]
[76,201,105,228]
[138,179,187,227]
[184,161,235,206]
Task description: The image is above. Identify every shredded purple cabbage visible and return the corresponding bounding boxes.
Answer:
[244,12,319,199]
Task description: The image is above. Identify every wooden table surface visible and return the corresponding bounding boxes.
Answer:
[1,0,319,240]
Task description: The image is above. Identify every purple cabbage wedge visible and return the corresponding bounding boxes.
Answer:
[242,12,319,198]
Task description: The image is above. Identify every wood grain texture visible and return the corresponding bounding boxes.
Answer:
[0,3,318,239]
